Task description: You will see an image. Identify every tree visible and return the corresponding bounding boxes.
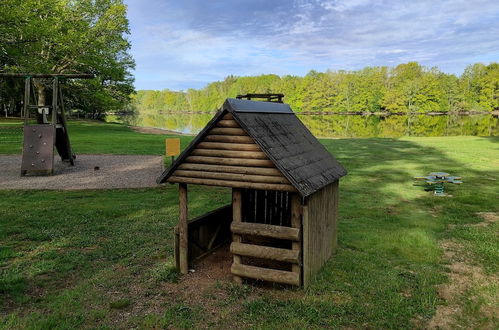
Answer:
[460,63,499,111]
[0,0,134,117]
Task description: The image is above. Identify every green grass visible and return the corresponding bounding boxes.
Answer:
[0,119,193,156]
[0,120,497,328]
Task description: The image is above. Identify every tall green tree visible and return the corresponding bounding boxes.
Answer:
[0,0,134,116]
[460,63,499,111]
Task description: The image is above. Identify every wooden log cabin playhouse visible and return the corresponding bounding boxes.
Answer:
[157,94,347,287]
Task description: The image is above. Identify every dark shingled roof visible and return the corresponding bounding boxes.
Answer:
[157,98,347,197]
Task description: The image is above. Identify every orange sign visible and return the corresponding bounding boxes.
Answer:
[165,138,180,156]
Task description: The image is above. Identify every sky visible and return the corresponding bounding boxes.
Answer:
[125,0,499,91]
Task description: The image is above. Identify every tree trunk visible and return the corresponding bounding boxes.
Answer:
[34,81,46,106]
[33,80,47,123]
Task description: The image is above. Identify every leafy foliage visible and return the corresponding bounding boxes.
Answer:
[133,62,499,115]
[0,0,135,117]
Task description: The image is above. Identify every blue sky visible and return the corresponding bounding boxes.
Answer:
[125,0,499,91]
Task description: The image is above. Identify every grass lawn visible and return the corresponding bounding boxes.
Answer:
[0,119,193,156]
[0,120,498,328]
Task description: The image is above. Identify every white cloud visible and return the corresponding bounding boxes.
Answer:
[125,0,499,90]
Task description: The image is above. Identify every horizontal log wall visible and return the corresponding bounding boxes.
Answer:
[230,222,300,241]
[230,242,299,263]
[302,180,339,287]
[173,170,290,184]
[231,263,300,286]
[187,205,232,263]
[177,163,282,176]
[168,176,297,192]
[229,190,302,286]
[168,113,296,192]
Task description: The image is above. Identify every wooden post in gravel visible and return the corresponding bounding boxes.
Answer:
[232,188,243,284]
[179,183,188,274]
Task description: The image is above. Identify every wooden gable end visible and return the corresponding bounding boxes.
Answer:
[167,113,297,192]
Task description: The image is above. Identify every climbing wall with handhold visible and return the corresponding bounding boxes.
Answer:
[21,125,56,176]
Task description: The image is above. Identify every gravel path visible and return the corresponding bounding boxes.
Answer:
[0,155,164,190]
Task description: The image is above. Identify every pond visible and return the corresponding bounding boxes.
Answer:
[118,112,499,138]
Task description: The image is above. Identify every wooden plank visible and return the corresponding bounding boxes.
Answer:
[232,189,243,284]
[173,170,291,184]
[222,113,233,120]
[331,181,339,253]
[302,204,310,288]
[178,183,188,274]
[185,155,275,167]
[191,149,268,159]
[291,193,302,285]
[231,263,300,286]
[301,181,339,288]
[231,222,300,241]
[230,242,299,263]
[23,78,30,123]
[209,127,247,136]
[204,135,254,144]
[196,142,261,152]
[178,163,283,176]
[216,120,240,128]
[174,225,180,270]
[0,73,95,79]
[168,176,297,192]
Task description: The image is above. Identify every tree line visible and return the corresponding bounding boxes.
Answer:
[134,62,498,115]
[0,0,134,118]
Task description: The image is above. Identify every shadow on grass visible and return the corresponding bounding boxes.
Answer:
[241,137,498,328]
[0,137,497,328]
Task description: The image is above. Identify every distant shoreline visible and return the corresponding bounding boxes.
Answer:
[108,110,499,116]
[128,125,194,136]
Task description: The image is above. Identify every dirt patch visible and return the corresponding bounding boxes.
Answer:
[427,240,498,329]
[474,212,499,227]
[0,155,163,190]
[159,245,258,326]
[168,244,234,301]
[129,126,192,136]
[107,245,301,327]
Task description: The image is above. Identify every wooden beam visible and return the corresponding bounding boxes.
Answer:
[216,120,240,128]
[291,193,302,285]
[204,135,254,144]
[168,176,297,192]
[178,163,283,177]
[196,142,261,151]
[190,149,268,159]
[231,263,300,286]
[23,77,30,123]
[222,113,234,120]
[231,222,300,241]
[185,155,274,167]
[209,127,247,135]
[230,242,299,263]
[0,73,95,79]
[232,189,243,284]
[173,170,291,184]
[302,205,310,288]
[178,183,188,274]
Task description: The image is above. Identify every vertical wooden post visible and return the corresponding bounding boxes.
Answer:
[302,203,310,288]
[52,77,58,123]
[23,77,30,124]
[232,188,243,284]
[178,183,188,274]
[331,180,339,253]
[291,193,302,285]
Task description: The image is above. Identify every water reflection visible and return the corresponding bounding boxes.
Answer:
[120,112,498,138]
